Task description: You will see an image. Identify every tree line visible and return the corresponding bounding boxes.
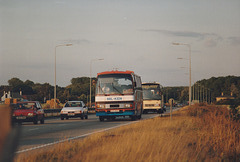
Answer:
[0,77,96,105]
[164,75,240,105]
[0,75,239,105]
[195,76,240,100]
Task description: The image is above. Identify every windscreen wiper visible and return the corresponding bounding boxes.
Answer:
[112,83,123,95]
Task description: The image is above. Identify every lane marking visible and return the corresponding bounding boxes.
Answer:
[16,121,138,154]
[16,108,182,154]
[28,128,39,131]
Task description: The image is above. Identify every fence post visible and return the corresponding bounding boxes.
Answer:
[169,99,174,120]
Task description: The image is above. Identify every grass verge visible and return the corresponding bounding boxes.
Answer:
[15,104,240,162]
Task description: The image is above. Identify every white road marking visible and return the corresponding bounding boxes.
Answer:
[16,121,138,154]
[28,128,39,131]
[16,108,182,154]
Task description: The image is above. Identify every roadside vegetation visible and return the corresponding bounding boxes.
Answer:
[15,104,240,162]
[1,76,239,105]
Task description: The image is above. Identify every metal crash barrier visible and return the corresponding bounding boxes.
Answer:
[44,109,61,117]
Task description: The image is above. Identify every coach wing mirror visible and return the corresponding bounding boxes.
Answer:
[133,82,136,87]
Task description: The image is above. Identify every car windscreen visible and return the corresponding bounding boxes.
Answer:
[64,102,82,107]
[15,103,36,109]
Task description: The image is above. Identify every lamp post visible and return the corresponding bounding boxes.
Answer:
[54,43,72,109]
[173,42,192,106]
[90,58,104,108]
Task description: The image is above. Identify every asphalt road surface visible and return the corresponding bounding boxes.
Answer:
[15,107,178,154]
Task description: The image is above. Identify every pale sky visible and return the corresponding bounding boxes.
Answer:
[1,0,240,87]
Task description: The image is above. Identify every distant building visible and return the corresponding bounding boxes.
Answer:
[216,92,235,102]
[1,91,23,102]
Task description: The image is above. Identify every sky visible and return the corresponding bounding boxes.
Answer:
[0,0,240,87]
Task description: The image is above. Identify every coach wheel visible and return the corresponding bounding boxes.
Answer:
[40,118,45,124]
[137,114,142,119]
[33,117,38,124]
[99,116,104,122]
[81,114,84,120]
[130,115,136,121]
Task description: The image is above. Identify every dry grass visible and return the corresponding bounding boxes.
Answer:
[187,104,240,161]
[15,105,240,162]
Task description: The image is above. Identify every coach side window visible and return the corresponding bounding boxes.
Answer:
[135,76,142,88]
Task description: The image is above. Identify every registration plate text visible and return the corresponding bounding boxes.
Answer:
[110,110,119,112]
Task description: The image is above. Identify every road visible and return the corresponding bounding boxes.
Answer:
[16,107,177,154]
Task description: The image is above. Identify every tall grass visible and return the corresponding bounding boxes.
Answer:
[187,104,240,161]
[15,105,240,162]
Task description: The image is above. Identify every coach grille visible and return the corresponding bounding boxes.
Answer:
[110,104,119,108]
[145,104,155,107]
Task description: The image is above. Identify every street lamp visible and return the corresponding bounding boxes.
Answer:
[172,42,192,106]
[54,43,72,108]
[90,58,104,108]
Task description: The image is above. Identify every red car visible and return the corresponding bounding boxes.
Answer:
[12,101,45,124]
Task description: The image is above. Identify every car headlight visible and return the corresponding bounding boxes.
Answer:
[28,113,34,117]
[155,104,160,107]
[61,110,66,114]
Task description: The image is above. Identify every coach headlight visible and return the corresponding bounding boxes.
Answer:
[96,104,105,109]
[125,104,133,108]
[76,110,82,114]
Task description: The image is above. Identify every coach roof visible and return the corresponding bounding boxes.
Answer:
[97,70,134,76]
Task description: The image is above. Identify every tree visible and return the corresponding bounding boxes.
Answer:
[195,76,240,102]
[8,78,34,95]
[8,78,24,92]
[25,80,34,87]
[79,94,87,103]
[31,83,54,102]
[179,87,188,103]
[71,77,90,85]
[163,87,186,103]
[230,83,239,97]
